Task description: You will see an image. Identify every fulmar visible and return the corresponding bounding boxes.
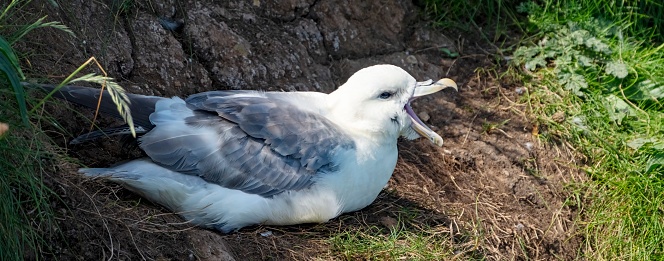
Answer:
[44,64,457,232]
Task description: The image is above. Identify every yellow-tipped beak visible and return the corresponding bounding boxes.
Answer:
[408,78,457,146]
[413,78,458,97]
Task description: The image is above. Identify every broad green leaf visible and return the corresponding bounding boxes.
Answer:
[626,137,660,150]
[603,94,633,124]
[585,37,611,55]
[514,46,540,58]
[525,54,547,71]
[557,54,573,66]
[624,80,664,100]
[605,61,628,78]
[544,50,558,59]
[516,1,541,14]
[559,72,588,95]
[576,55,593,67]
[569,29,588,45]
[645,153,664,174]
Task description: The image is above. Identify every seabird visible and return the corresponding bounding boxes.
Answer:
[45,64,457,232]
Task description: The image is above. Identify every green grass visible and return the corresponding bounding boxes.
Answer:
[424,0,664,259]
[513,1,664,260]
[512,2,664,259]
[0,90,57,260]
[0,1,91,259]
[330,226,450,260]
[521,68,664,259]
[329,217,455,260]
[0,2,53,259]
[421,0,521,30]
[326,205,490,260]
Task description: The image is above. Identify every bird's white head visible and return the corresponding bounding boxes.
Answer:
[327,64,457,146]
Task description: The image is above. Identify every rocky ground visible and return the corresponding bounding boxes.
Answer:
[18,0,584,260]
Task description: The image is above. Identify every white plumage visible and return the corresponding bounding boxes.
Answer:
[53,64,457,232]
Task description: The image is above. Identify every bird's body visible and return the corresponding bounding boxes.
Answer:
[46,65,456,232]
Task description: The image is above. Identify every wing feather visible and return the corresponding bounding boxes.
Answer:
[139,91,355,198]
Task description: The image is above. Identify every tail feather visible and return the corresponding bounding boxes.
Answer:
[71,125,148,144]
[31,83,163,130]
[80,158,208,212]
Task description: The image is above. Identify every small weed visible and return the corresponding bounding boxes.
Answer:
[481,118,511,136]
[439,47,459,58]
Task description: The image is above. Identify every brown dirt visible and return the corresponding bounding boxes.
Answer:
[17,0,585,260]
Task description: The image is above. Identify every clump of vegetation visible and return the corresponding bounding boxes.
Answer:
[513,1,664,102]
[330,224,452,260]
[424,0,664,259]
[1,1,73,259]
[510,1,664,260]
[1,1,132,259]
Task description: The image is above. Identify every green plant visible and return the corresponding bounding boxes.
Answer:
[32,57,137,137]
[0,34,27,124]
[510,1,664,259]
[481,118,510,135]
[0,1,130,260]
[329,221,453,260]
[514,1,664,103]
[1,0,73,125]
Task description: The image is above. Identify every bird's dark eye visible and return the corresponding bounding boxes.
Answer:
[379,92,393,99]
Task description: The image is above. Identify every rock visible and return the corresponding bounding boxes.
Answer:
[331,52,446,84]
[407,27,456,52]
[406,55,418,65]
[130,12,211,96]
[310,0,414,58]
[184,4,335,92]
[186,230,236,261]
[380,216,399,230]
[418,111,430,122]
[259,0,315,21]
[284,19,328,63]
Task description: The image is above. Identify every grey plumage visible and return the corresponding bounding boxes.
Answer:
[41,86,356,198]
[140,92,355,198]
[186,91,356,170]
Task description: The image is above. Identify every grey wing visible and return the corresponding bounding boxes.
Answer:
[139,91,355,198]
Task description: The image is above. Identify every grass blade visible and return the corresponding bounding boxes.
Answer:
[0,34,23,79]
[0,36,27,124]
[8,16,74,44]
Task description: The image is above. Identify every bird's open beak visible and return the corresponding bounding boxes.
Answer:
[406,78,457,146]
